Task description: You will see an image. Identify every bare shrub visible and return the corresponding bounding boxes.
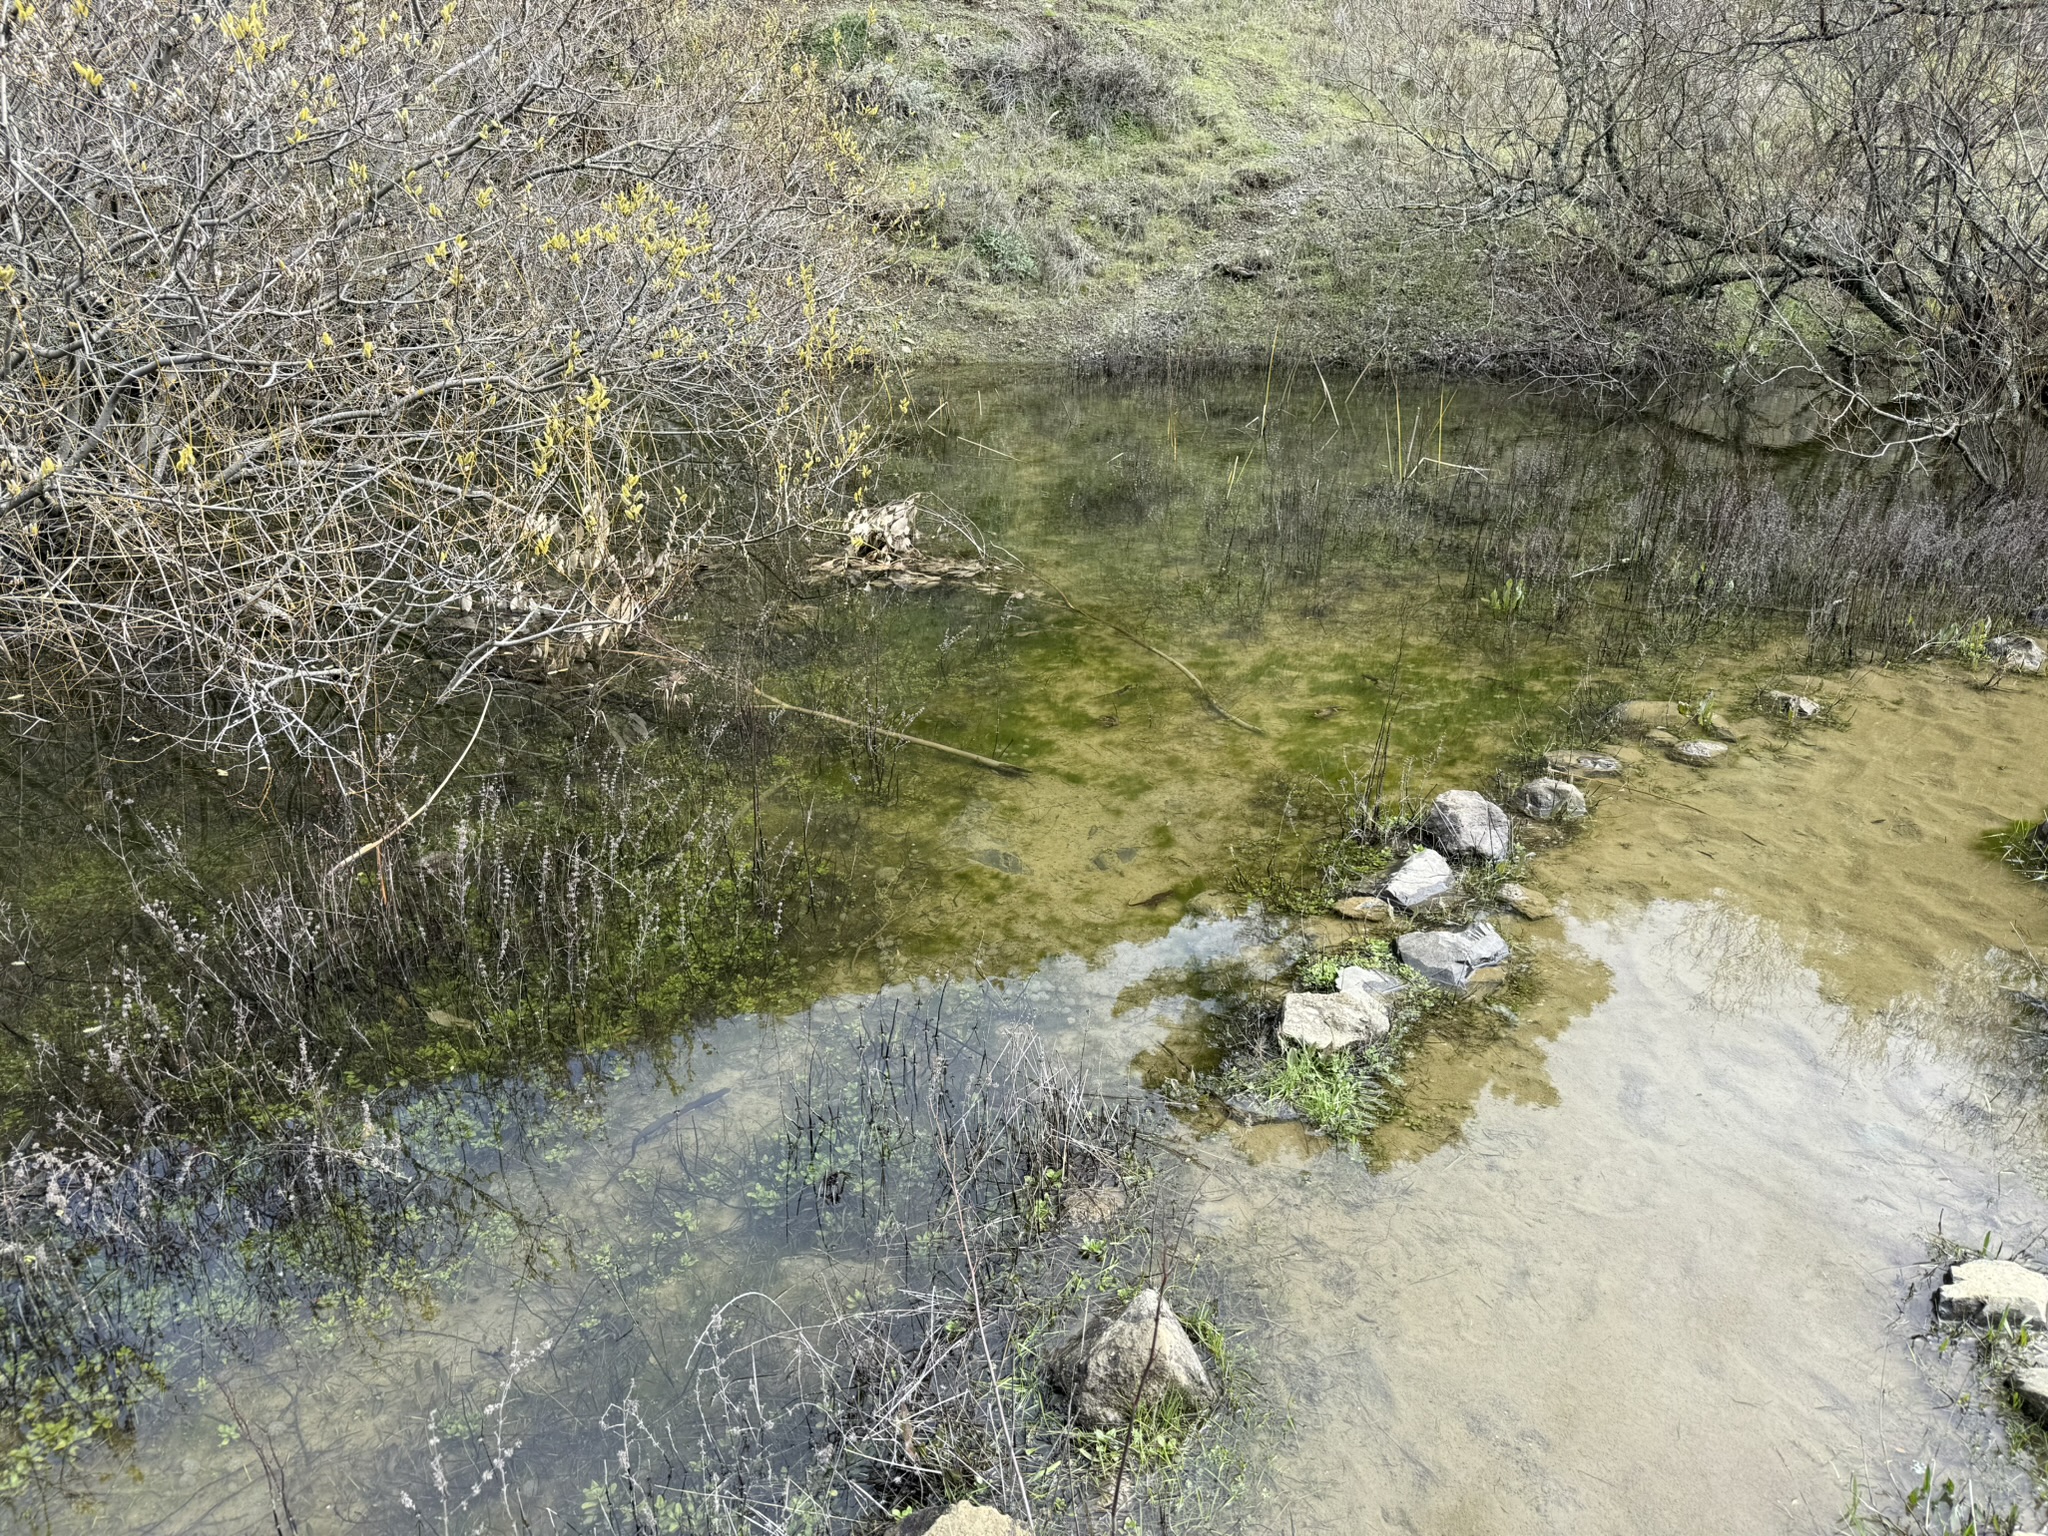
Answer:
[0,0,881,782]
[1364,0,2048,482]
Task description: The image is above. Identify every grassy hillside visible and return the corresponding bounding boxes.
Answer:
[817,0,1510,366]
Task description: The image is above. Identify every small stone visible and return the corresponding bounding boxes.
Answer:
[1336,965,1407,997]
[1224,1091,1303,1125]
[1186,891,1242,919]
[1761,689,1821,719]
[1543,749,1623,779]
[1644,728,1679,747]
[1278,989,1392,1050]
[1330,894,1391,922]
[1513,777,1587,821]
[894,1502,1029,1536]
[1396,922,1512,994]
[1936,1258,2048,1327]
[1383,847,1459,909]
[1047,1288,1217,1429]
[1609,700,1685,732]
[1990,634,2046,673]
[1670,739,1730,766]
[1065,1183,1127,1223]
[1497,882,1553,919]
[1422,789,1514,863]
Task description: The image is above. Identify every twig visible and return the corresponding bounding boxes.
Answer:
[1032,578,1264,736]
[325,693,492,878]
[748,687,1030,776]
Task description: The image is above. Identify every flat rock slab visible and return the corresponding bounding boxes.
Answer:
[1543,749,1623,779]
[1331,894,1392,922]
[1670,739,1730,766]
[896,1503,1029,1536]
[2014,1351,2048,1422]
[1337,964,1407,997]
[1397,922,1512,994]
[1423,789,1513,863]
[1384,847,1458,909]
[1279,988,1392,1050]
[1936,1258,2048,1327]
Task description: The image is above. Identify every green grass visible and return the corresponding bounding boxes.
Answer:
[1240,1046,1396,1142]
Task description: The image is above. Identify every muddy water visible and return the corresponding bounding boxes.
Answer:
[28,372,2048,1533]
[1197,668,2048,1533]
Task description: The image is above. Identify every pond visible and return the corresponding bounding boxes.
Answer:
[12,369,2048,1534]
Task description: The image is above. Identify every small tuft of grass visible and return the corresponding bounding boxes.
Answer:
[1238,1046,1398,1143]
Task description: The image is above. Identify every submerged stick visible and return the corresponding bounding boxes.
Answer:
[327,693,492,879]
[749,687,1029,777]
[1039,581,1264,736]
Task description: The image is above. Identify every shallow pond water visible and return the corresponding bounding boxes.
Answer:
[18,372,2048,1533]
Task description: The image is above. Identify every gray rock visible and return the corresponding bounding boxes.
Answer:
[1396,922,1512,994]
[1513,777,1588,821]
[1761,689,1821,718]
[1330,894,1392,922]
[1497,882,1553,920]
[1936,1258,2048,1327]
[1423,789,1513,863]
[1383,847,1458,909]
[1048,1288,1216,1429]
[1990,634,2046,673]
[1543,749,1623,779]
[1670,739,1729,765]
[1224,1091,1303,1125]
[2013,1349,2048,1423]
[1336,964,1406,997]
[1278,988,1391,1050]
[894,1503,1028,1536]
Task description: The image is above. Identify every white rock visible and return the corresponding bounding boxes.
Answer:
[1396,922,1512,994]
[1990,634,2046,673]
[1383,847,1458,909]
[1761,689,1821,718]
[1423,789,1513,863]
[1544,749,1623,779]
[1279,989,1391,1050]
[1936,1257,2048,1327]
[1670,739,1729,765]
[1513,777,1587,821]
[1336,965,1406,997]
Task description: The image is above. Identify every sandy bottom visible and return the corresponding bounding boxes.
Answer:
[1192,665,2048,1533]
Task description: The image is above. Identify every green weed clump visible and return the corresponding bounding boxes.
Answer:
[1240,1047,1398,1143]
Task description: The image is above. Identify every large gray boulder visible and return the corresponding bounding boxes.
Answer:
[1383,847,1458,909]
[894,1503,1027,1536]
[1422,789,1513,863]
[1513,777,1587,821]
[1396,922,1512,994]
[1936,1258,2048,1327]
[1047,1288,1216,1429]
[1278,988,1391,1050]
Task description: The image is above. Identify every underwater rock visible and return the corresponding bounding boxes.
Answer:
[1990,634,2046,673]
[894,1503,1028,1536]
[1543,748,1623,779]
[1936,1258,2048,1327]
[1423,789,1514,863]
[1065,1182,1127,1223]
[1761,688,1821,718]
[1497,882,1554,920]
[1048,1287,1216,1430]
[1224,1090,1304,1125]
[1384,847,1459,909]
[1645,728,1679,747]
[1331,894,1392,922]
[1513,776,1587,821]
[1186,891,1242,919]
[1670,739,1730,765]
[1609,700,1686,732]
[1336,964,1406,997]
[1396,922,1512,994]
[1278,988,1392,1050]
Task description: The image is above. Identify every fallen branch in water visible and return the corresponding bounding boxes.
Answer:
[327,693,493,879]
[1037,580,1264,736]
[749,688,1029,777]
